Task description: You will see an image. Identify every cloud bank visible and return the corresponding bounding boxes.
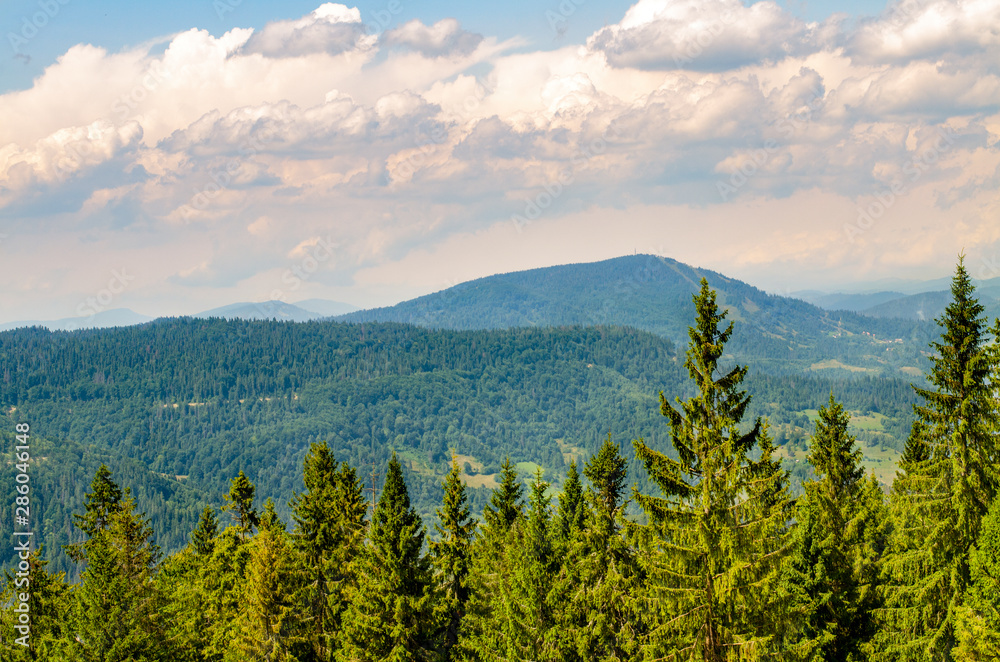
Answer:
[1,1,999,321]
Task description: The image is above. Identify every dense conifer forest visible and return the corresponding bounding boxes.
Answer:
[0,313,917,576]
[4,258,997,660]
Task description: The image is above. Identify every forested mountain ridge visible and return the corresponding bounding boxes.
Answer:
[4,265,997,661]
[335,254,937,376]
[0,318,916,574]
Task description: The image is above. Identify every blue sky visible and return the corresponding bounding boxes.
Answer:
[0,0,998,323]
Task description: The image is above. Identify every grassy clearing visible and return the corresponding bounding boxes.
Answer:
[462,473,499,489]
[555,438,587,466]
[453,453,484,473]
[396,449,435,477]
[515,461,543,477]
[809,359,874,373]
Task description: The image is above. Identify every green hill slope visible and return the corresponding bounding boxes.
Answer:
[337,254,936,377]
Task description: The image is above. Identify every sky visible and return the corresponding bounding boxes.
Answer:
[0,0,999,322]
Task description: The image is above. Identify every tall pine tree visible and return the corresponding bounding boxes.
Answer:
[229,509,301,662]
[633,278,793,661]
[339,453,437,661]
[784,395,889,661]
[290,442,367,662]
[431,456,475,657]
[224,471,260,542]
[553,435,641,661]
[66,469,166,662]
[456,456,526,660]
[877,258,1000,661]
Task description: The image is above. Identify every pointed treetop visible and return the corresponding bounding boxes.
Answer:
[482,456,524,535]
[301,441,337,494]
[525,468,553,564]
[74,463,124,538]
[808,394,864,491]
[584,434,629,521]
[377,452,412,516]
[224,470,260,541]
[191,505,218,556]
[556,460,586,544]
[260,498,286,533]
[687,277,735,384]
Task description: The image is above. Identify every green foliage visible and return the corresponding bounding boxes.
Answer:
[877,258,1000,661]
[955,495,1000,659]
[0,318,920,573]
[7,261,995,662]
[555,460,585,549]
[192,506,219,556]
[431,457,475,655]
[553,436,641,661]
[224,471,260,542]
[200,528,253,659]
[228,522,301,662]
[65,469,165,661]
[480,456,524,539]
[338,254,935,376]
[0,548,71,660]
[289,441,367,662]
[633,279,793,661]
[338,453,438,661]
[783,395,889,661]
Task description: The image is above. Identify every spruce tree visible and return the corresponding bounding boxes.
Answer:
[553,435,640,661]
[481,456,524,538]
[65,463,123,562]
[877,258,1000,661]
[338,453,437,661]
[555,460,586,549]
[192,506,219,556]
[0,548,71,661]
[955,495,1000,659]
[431,457,475,656]
[224,471,260,542]
[495,470,559,660]
[229,518,301,662]
[632,278,793,661]
[783,395,889,661]
[260,498,285,533]
[200,527,253,660]
[290,442,367,662]
[69,485,165,661]
[456,457,526,660]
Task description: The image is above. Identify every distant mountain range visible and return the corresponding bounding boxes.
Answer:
[0,299,359,331]
[0,308,154,332]
[794,281,1000,322]
[334,254,937,378]
[195,301,327,323]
